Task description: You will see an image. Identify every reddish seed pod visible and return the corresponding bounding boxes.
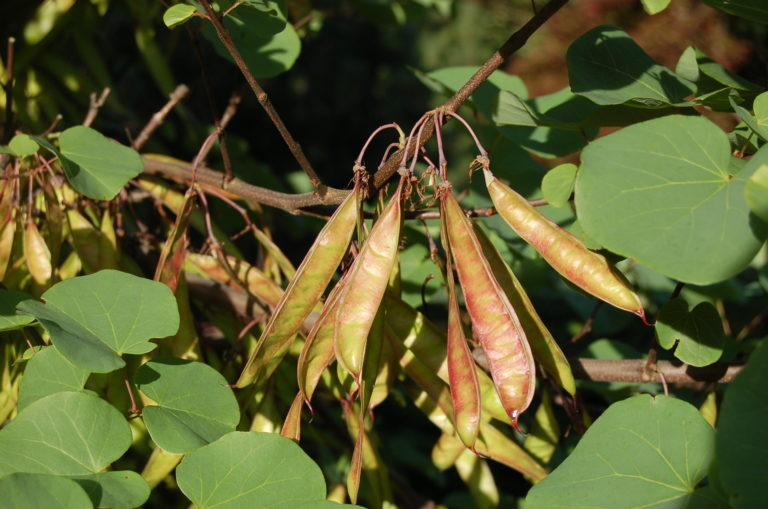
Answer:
[442,188,535,431]
[335,178,404,385]
[484,167,647,322]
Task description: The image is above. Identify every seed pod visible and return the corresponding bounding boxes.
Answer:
[484,168,646,320]
[186,253,284,309]
[442,188,535,430]
[280,392,304,443]
[335,179,404,385]
[385,294,510,424]
[297,279,346,410]
[0,213,17,280]
[236,185,360,388]
[24,220,52,285]
[474,224,576,395]
[442,209,481,448]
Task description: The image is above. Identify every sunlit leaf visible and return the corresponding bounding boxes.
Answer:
[746,163,768,222]
[576,115,768,284]
[8,134,39,157]
[541,163,577,208]
[58,126,143,200]
[18,271,179,372]
[163,4,197,28]
[525,394,714,508]
[176,432,327,509]
[136,358,240,454]
[640,0,671,14]
[655,299,726,367]
[70,471,150,509]
[17,346,90,411]
[0,473,93,509]
[0,392,131,476]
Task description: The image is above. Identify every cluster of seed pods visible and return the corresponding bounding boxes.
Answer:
[230,111,646,502]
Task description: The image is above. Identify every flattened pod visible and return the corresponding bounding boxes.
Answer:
[484,168,646,320]
[24,221,52,285]
[297,279,346,410]
[442,208,481,448]
[442,189,535,429]
[236,186,360,387]
[334,179,403,384]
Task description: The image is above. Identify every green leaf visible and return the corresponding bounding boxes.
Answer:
[163,3,197,28]
[575,115,768,284]
[745,163,768,222]
[0,391,131,476]
[8,134,39,157]
[730,94,768,141]
[0,473,93,509]
[17,346,90,411]
[641,0,671,14]
[541,163,577,208]
[176,431,327,509]
[18,271,179,372]
[703,0,768,24]
[716,339,768,508]
[525,394,715,508]
[697,48,761,92]
[136,358,240,453]
[655,299,726,367]
[202,1,299,79]
[566,25,695,107]
[675,46,700,83]
[17,300,125,373]
[58,126,143,200]
[71,471,150,509]
[0,290,35,331]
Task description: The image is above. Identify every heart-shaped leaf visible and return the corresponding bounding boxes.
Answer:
[567,25,695,107]
[0,391,131,477]
[18,270,179,372]
[8,134,39,157]
[0,290,34,331]
[17,346,90,411]
[525,394,714,508]
[136,358,240,453]
[0,473,93,509]
[176,432,326,509]
[58,126,143,200]
[716,339,768,508]
[655,299,726,367]
[575,115,768,284]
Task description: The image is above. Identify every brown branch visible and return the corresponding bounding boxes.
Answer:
[143,0,569,214]
[570,358,742,386]
[199,0,324,194]
[133,84,190,151]
[369,0,570,190]
[83,87,111,127]
[141,157,348,211]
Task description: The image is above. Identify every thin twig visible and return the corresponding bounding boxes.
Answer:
[143,0,570,212]
[83,87,112,127]
[570,358,742,385]
[199,0,325,194]
[369,0,570,190]
[132,84,190,150]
